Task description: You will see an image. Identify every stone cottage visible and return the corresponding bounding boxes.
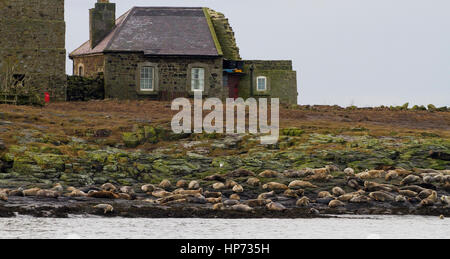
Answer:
[0,0,66,100]
[70,0,298,104]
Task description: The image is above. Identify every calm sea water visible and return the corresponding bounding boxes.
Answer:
[0,215,448,239]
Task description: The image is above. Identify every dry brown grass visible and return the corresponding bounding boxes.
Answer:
[0,100,449,148]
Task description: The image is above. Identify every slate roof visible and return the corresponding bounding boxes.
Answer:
[70,7,220,57]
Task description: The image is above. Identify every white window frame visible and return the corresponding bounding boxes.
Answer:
[78,64,85,77]
[256,76,267,91]
[140,66,155,91]
[191,67,205,92]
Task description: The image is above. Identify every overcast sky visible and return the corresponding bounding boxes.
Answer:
[65,0,450,107]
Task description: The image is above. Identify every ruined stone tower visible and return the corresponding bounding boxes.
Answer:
[0,0,66,100]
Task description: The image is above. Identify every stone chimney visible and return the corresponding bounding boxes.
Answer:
[90,0,116,48]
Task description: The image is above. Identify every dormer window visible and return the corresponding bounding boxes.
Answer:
[257,76,267,91]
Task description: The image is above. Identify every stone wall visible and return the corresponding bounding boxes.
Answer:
[238,60,298,105]
[72,55,105,78]
[104,53,224,100]
[0,0,66,100]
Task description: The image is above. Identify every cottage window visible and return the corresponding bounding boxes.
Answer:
[257,76,267,91]
[78,64,84,77]
[140,66,154,91]
[191,68,205,91]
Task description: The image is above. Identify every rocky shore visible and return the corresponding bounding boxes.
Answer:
[0,166,449,218]
[0,101,449,218]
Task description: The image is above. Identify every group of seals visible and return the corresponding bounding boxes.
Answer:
[0,165,448,217]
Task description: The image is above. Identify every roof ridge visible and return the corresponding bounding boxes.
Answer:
[132,6,204,9]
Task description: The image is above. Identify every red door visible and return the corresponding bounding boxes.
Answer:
[227,75,240,99]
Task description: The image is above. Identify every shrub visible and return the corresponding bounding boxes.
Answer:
[67,75,104,101]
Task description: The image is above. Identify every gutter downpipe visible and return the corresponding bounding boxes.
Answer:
[250,64,255,97]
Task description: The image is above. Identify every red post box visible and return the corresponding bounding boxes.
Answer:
[44,92,50,103]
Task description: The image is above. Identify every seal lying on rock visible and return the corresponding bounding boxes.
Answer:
[232,185,244,193]
[364,181,397,192]
[229,194,240,201]
[338,194,354,202]
[212,182,225,190]
[259,170,281,178]
[401,185,425,193]
[0,192,7,202]
[206,197,222,204]
[176,180,188,188]
[159,179,172,189]
[173,189,203,196]
[151,190,172,198]
[356,170,386,180]
[385,170,399,181]
[328,200,345,208]
[231,204,253,212]
[398,190,418,198]
[347,178,362,189]
[141,184,156,193]
[296,197,310,207]
[332,187,345,196]
[441,196,450,206]
[101,183,117,192]
[188,181,200,190]
[88,191,119,199]
[420,191,438,207]
[23,188,41,196]
[224,199,240,206]
[36,190,60,199]
[418,189,433,200]
[283,169,314,178]
[204,191,222,198]
[266,202,286,212]
[288,180,317,189]
[247,177,260,187]
[159,194,191,205]
[225,180,238,189]
[212,203,224,210]
[119,186,135,195]
[51,183,64,193]
[369,191,395,202]
[401,175,421,186]
[245,199,271,207]
[344,168,355,176]
[162,198,188,205]
[262,182,288,191]
[258,191,275,200]
[227,168,255,178]
[395,195,407,203]
[117,193,132,200]
[349,195,370,203]
[283,189,302,198]
[93,204,114,214]
[318,191,333,199]
[66,189,88,198]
